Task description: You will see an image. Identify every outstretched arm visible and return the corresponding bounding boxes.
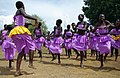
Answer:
[17,8,37,20]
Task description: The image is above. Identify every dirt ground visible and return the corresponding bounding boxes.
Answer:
[0,47,120,78]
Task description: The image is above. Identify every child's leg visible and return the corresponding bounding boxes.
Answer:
[24,54,26,61]
[28,50,34,67]
[70,49,72,56]
[65,48,68,56]
[48,48,51,54]
[99,54,103,68]
[80,51,84,67]
[91,50,95,56]
[96,51,98,60]
[9,60,12,68]
[38,50,42,58]
[115,48,118,61]
[84,51,87,61]
[93,50,96,56]
[51,53,56,61]
[91,50,93,56]
[111,46,114,57]
[68,49,71,58]
[96,51,100,60]
[73,48,79,59]
[58,54,61,64]
[104,53,108,62]
[16,50,24,74]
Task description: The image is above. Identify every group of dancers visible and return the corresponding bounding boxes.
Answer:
[0,1,120,76]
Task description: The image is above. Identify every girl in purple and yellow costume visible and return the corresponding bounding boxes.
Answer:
[63,25,73,58]
[33,22,45,61]
[49,19,63,64]
[1,24,16,68]
[110,19,120,61]
[93,14,113,68]
[45,31,51,54]
[9,1,38,75]
[72,14,88,67]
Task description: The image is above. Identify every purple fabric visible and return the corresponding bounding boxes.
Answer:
[110,29,120,35]
[2,30,8,37]
[111,39,120,49]
[64,38,72,50]
[12,34,35,54]
[65,31,72,37]
[89,35,98,50]
[72,34,88,51]
[45,40,51,48]
[55,29,59,35]
[2,41,16,60]
[110,28,120,49]
[96,26,108,34]
[89,32,95,37]
[94,26,112,54]
[0,40,2,45]
[35,28,41,36]
[14,15,25,26]
[55,28,62,36]
[1,30,16,60]
[96,29,108,34]
[77,24,86,30]
[49,37,63,54]
[33,36,45,50]
[96,35,111,54]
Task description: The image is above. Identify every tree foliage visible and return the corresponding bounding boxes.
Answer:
[26,14,48,35]
[82,0,120,25]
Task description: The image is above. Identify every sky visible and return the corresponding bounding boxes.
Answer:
[0,0,86,31]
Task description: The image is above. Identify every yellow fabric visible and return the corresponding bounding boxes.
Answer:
[9,26,31,37]
[111,35,120,40]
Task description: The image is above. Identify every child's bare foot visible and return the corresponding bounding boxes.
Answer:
[39,58,42,63]
[15,71,23,76]
[99,65,103,69]
[9,66,14,69]
[28,65,36,69]
[58,61,61,64]
[80,64,83,68]
[115,58,117,61]
[84,58,87,61]
[104,59,107,63]
[51,57,56,61]
[76,54,79,59]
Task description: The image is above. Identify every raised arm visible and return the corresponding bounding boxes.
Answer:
[16,8,37,20]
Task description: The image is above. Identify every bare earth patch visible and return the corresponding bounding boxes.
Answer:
[0,47,120,78]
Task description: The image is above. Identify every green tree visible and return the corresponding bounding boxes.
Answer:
[26,14,48,35]
[82,0,120,25]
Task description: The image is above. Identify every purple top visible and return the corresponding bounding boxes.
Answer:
[2,30,12,41]
[55,28,59,35]
[89,32,95,37]
[35,28,41,36]
[55,28,62,36]
[77,23,86,30]
[96,25,108,34]
[14,15,26,26]
[65,31,72,37]
[2,30,8,37]
[110,28,120,35]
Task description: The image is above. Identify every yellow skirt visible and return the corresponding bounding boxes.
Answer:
[9,26,31,37]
